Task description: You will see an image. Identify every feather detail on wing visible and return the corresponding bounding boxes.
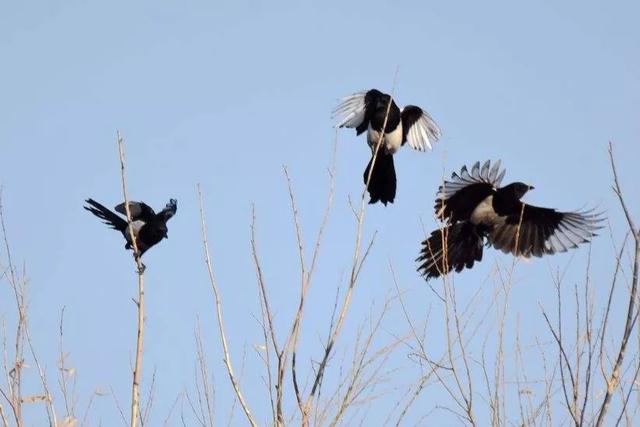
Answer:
[332,90,369,129]
[434,160,506,221]
[489,206,604,257]
[401,105,442,151]
[438,160,505,201]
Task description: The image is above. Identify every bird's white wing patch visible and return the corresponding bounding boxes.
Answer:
[544,211,602,254]
[402,110,442,151]
[332,91,368,128]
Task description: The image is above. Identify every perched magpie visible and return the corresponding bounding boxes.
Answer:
[417,160,603,280]
[84,198,177,262]
[333,89,441,205]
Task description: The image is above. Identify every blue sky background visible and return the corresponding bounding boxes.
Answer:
[1,0,639,425]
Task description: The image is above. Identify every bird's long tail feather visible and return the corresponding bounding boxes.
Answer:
[363,152,396,205]
[84,199,128,232]
[417,222,484,280]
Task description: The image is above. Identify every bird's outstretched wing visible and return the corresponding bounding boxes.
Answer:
[332,89,385,135]
[489,204,603,257]
[115,201,156,222]
[435,160,506,222]
[159,199,177,221]
[401,105,441,151]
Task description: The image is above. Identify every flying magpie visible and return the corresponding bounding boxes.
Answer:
[333,89,441,205]
[84,198,177,262]
[417,160,603,280]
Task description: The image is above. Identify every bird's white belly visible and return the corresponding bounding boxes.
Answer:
[125,220,145,243]
[470,195,498,226]
[367,123,403,154]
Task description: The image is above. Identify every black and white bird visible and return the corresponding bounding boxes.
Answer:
[417,160,603,280]
[84,198,177,262]
[333,89,441,205]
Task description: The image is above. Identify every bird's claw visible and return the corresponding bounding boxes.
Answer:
[137,263,146,274]
[133,253,146,274]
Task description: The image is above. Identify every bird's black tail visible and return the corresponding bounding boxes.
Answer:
[84,198,127,232]
[363,152,396,205]
[417,222,485,280]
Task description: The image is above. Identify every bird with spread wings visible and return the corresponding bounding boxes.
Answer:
[333,88,441,205]
[84,198,177,268]
[417,160,603,280]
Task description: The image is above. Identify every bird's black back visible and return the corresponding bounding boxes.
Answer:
[356,89,401,135]
[436,182,495,223]
[433,160,506,223]
[115,201,156,222]
[135,199,177,254]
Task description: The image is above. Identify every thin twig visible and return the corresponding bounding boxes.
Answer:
[57,307,74,419]
[594,143,640,426]
[24,327,57,427]
[197,185,258,427]
[290,133,338,416]
[0,191,25,427]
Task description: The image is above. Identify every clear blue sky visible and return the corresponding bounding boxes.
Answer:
[1,0,639,425]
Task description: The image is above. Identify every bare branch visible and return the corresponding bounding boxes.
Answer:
[116,132,147,427]
[197,185,257,427]
[594,143,640,426]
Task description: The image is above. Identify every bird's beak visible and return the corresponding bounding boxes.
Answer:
[529,185,535,190]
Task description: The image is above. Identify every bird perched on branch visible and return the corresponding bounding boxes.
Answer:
[84,198,177,266]
[333,89,441,205]
[417,160,603,280]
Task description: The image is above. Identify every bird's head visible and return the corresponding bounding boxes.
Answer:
[504,182,534,200]
[375,93,394,112]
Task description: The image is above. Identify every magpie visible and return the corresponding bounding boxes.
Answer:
[84,198,177,263]
[333,89,442,205]
[417,160,603,280]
